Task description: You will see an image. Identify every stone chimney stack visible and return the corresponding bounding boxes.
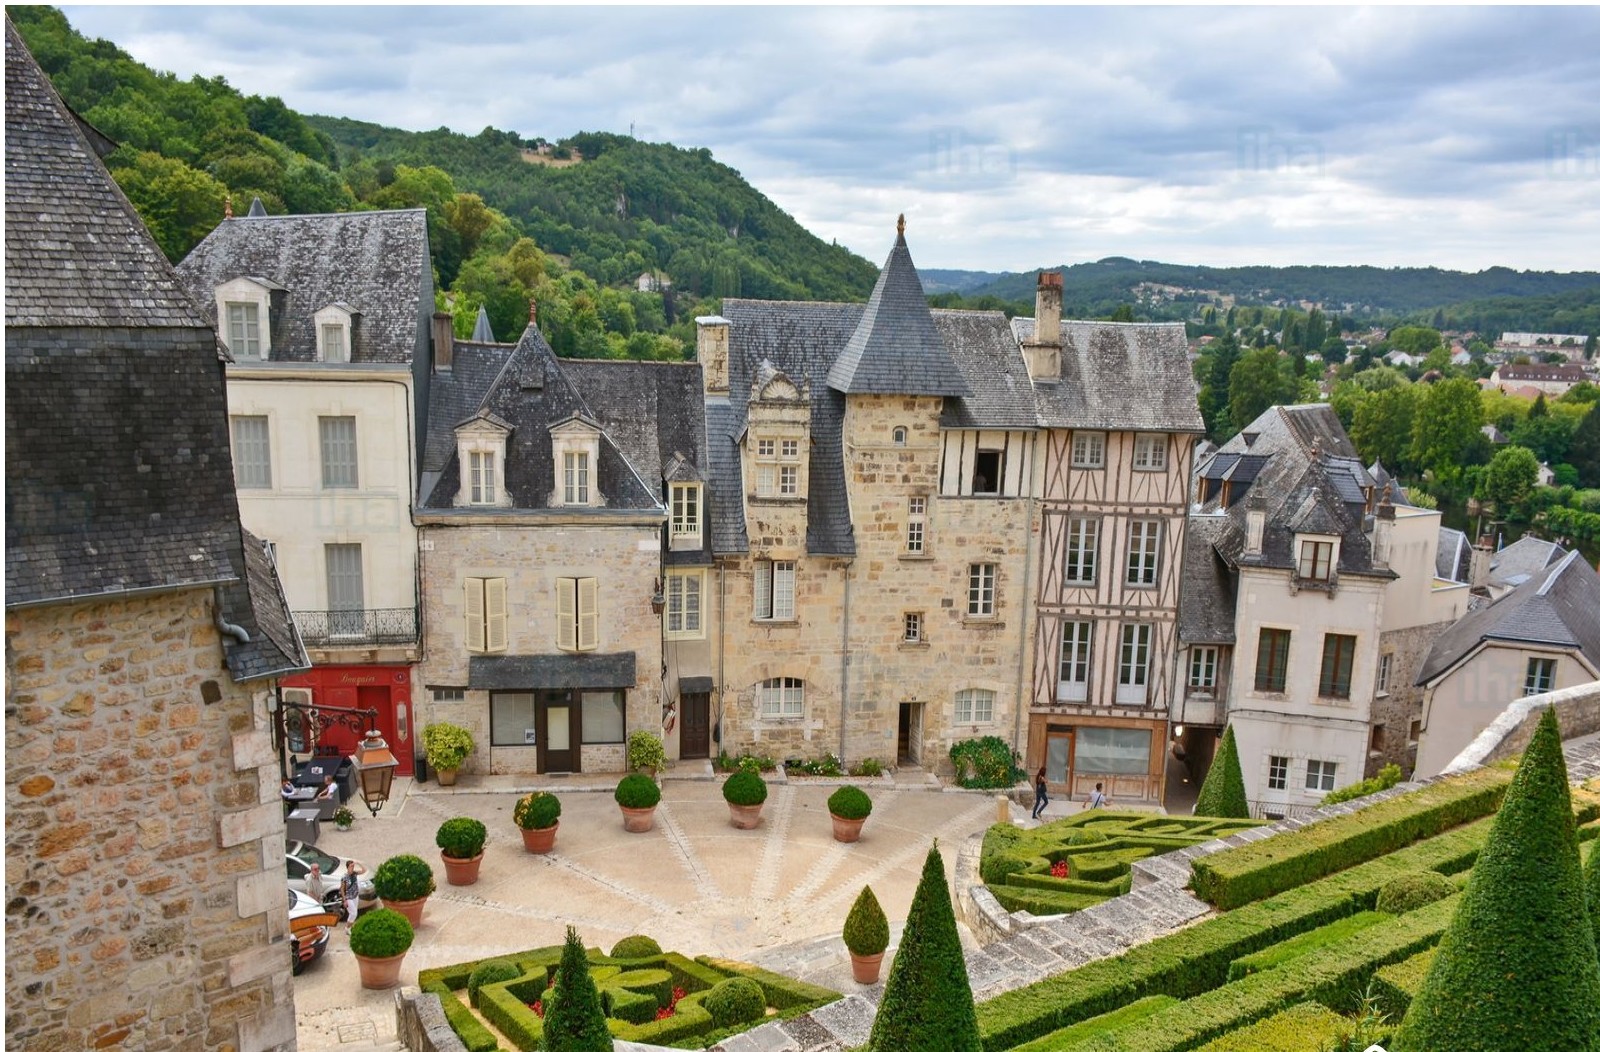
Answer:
[1371,487,1395,570]
[1469,535,1494,593]
[696,315,730,397]
[431,311,454,373]
[1244,491,1267,556]
[1022,271,1063,383]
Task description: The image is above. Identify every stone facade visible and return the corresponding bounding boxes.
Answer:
[5,591,293,1052]
[1368,621,1449,778]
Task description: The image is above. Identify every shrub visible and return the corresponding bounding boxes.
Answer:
[1068,829,1109,845]
[828,785,872,820]
[436,817,488,860]
[1189,1002,1348,1052]
[373,853,436,901]
[467,959,521,1008]
[1226,912,1389,981]
[868,844,980,1051]
[425,979,501,1052]
[1007,997,1177,1052]
[1193,724,1249,819]
[348,908,414,958]
[513,790,561,829]
[1324,762,1404,805]
[722,769,768,806]
[610,934,662,959]
[949,736,1024,790]
[853,757,885,777]
[704,977,766,1028]
[331,806,356,827]
[422,721,474,770]
[1371,947,1435,1020]
[1375,871,1455,914]
[542,926,611,1052]
[627,729,666,772]
[843,885,890,956]
[1588,839,1600,966]
[1395,708,1600,1051]
[615,773,661,809]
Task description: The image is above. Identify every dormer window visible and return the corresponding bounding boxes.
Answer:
[751,433,804,499]
[314,303,359,363]
[671,482,702,542]
[564,452,591,504]
[469,450,497,504]
[550,416,604,508]
[1297,538,1336,581]
[214,276,280,360]
[226,303,261,358]
[453,410,511,508]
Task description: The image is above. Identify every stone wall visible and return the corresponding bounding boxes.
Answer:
[1443,678,1600,773]
[5,590,294,1052]
[1368,621,1450,778]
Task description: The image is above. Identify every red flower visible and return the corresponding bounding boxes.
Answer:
[528,1000,545,1018]
[656,1005,674,1020]
[1050,859,1069,879]
[671,986,686,1006]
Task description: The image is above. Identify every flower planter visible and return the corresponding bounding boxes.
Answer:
[435,767,459,787]
[354,949,408,990]
[334,821,353,833]
[620,805,657,833]
[379,895,427,929]
[728,803,763,830]
[849,950,885,985]
[441,853,482,886]
[520,822,558,854]
[830,813,866,843]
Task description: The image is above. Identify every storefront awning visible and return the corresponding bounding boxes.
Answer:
[678,676,714,694]
[468,652,637,691]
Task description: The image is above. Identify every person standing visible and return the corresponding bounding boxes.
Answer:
[1085,782,1107,809]
[305,863,326,910]
[1031,766,1049,820]
[340,860,360,924]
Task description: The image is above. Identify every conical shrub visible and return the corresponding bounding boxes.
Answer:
[543,926,614,1052]
[866,844,980,1052]
[1395,707,1600,1051]
[1587,836,1600,968]
[1194,724,1249,819]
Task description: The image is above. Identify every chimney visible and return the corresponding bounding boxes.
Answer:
[1243,491,1267,556]
[1022,271,1063,383]
[1371,490,1395,570]
[1469,535,1493,593]
[528,298,538,326]
[696,315,731,396]
[431,311,454,373]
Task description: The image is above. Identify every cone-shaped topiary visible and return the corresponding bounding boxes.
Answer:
[1193,724,1249,819]
[844,884,890,956]
[542,926,614,1052]
[1587,839,1600,968]
[866,844,980,1052]
[1394,707,1600,1051]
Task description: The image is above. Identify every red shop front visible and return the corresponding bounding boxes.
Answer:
[280,665,415,777]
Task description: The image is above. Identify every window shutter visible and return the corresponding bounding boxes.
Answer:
[485,578,507,652]
[754,562,772,619]
[465,578,485,653]
[558,578,576,650]
[578,577,598,651]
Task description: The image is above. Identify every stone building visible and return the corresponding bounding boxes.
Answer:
[177,205,434,774]
[5,21,308,1052]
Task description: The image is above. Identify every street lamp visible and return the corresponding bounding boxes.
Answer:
[354,729,399,817]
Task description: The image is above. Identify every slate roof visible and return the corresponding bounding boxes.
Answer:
[419,340,517,503]
[219,529,310,681]
[1014,318,1204,433]
[1417,551,1600,684]
[176,208,430,364]
[1178,515,1238,644]
[937,309,1038,429]
[1489,535,1570,590]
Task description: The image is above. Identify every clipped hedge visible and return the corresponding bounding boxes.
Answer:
[1225,911,1389,981]
[1189,767,1510,910]
[423,982,501,1052]
[1190,1002,1348,1052]
[1010,998,1179,1052]
[1371,947,1435,1020]
[468,959,522,1007]
[1375,871,1455,914]
[705,977,766,1028]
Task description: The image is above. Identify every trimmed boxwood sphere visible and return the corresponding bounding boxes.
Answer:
[1376,871,1456,914]
[828,785,873,820]
[615,773,662,809]
[513,790,561,830]
[348,907,414,958]
[467,959,521,1007]
[723,770,768,806]
[843,885,890,956]
[373,853,436,901]
[436,817,488,860]
[610,934,662,960]
[704,977,766,1028]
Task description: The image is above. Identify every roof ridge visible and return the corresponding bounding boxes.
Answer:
[1536,549,1581,596]
[225,207,428,221]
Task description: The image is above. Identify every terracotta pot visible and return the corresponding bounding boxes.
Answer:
[520,822,558,854]
[354,949,408,990]
[849,950,885,985]
[379,895,427,929]
[620,805,656,833]
[830,813,867,843]
[441,852,482,886]
[728,803,763,829]
[435,767,459,787]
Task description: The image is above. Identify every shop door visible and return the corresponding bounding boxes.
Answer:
[537,691,578,773]
[898,703,924,765]
[680,693,710,760]
[1045,729,1074,793]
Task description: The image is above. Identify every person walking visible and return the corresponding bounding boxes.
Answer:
[305,863,326,911]
[1085,782,1107,809]
[1031,766,1049,820]
[340,860,360,924]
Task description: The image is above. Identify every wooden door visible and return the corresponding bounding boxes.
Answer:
[537,691,578,773]
[680,693,710,759]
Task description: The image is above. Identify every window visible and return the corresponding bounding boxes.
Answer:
[758,677,804,719]
[665,571,703,639]
[1064,518,1098,584]
[319,416,358,488]
[967,563,997,617]
[1318,634,1356,698]
[1297,539,1335,582]
[563,450,591,505]
[226,302,261,358]
[780,466,799,496]
[1409,719,1422,745]
[670,483,702,540]
[1306,759,1337,793]
[231,416,272,488]
[954,688,994,723]
[1377,652,1393,694]
[464,577,508,654]
[781,438,800,459]
[1133,434,1167,471]
[1126,520,1161,586]
[753,560,796,621]
[753,437,800,498]
[320,323,348,363]
[324,544,363,636]
[557,577,598,651]
[1075,727,1152,776]
[432,688,465,703]
[468,450,497,505]
[1071,431,1106,468]
[892,426,907,446]
[1117,623,1152,704]
[1370,724,1386,753]
[1188,646,1218,690]
[901,496,928,554]
[1057,621,1092,701]
[490,692,535,747]
[1267,755,1289,791]
[1255,628,1291,692]
[904,612,923,643]
[581,691,626,744]
[1524,657,1557,696]
[757,439,775,458]
[973,449,1003,494]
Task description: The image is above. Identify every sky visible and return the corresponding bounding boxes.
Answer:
[61,5,1600,274]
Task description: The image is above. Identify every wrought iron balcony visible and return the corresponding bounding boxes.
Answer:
[293,608,418,648]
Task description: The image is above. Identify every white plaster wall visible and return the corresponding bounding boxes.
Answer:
[1381,507,1470,632]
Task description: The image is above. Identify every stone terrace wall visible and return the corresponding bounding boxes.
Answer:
[1443,678,1600,773]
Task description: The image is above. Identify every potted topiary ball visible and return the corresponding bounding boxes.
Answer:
[372,853,436,929]
[828,785,873,842]
[722,769,769,829]
[512,790,562,854]
[436,817,488,886]
[627,730,667,777]
[615,773,662,833]
[422,721,475,786]
[843,884,890,984]
[348,907,415,989]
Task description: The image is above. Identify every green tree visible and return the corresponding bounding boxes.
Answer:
[1389,325,1443,359]
[1228,348,1298,433]
[1586,841,1600,968]
[1482,446,1540,510]
[1108,304,1135,322]
[109,149,228,261]
[867,845,980,1052]
[542,926,613,1052]
[1530,393,1549,418]
[1513,413,1578,466]
[1351,385,1420,473]
[1197,331,1242,441]
[1395,707,1600,1051]
[1194,724,1249,819]
[1570,404,1600,488]
[1411,378,1486,474]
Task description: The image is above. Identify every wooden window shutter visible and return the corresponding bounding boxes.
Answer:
[465,577,485,653]
[578,577,598,651]
[485,578,508,652]
[557,578,576,651]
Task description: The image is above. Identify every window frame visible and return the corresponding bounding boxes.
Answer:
[468,449,497,505]
[972,449,1003,494]
[1318,633,1357,699]
[758,676,804,719]
[670,483,702,542]
[1377,652,1393,694]
[324,543,364,614]
[1188,646,1219,691]
[1057,620,1092,702]
[1305,759,1337,793]
[967,563,997,618]
[580,690,626,744]
[906,496,927,554]
[665,569,705,639]
[230,415,272,489]
[903,611,923,643]
[489,691,536,748]
[1255,627,1291,693]
[319,322,349,363]
[225,301,262,359]
[1116,622,1153,704]
[1064,517,1099,585]
[1267,755,1289,791]
[753,560,797,622]
[1297,538,1336,582]
[563,450,592,506]
[1524,657,1557,695]
[1132,434,1168,472]
[1125,519,1161,587]
[954,688,995,724]
[1071,431,1106,469]
[318,415,359,489]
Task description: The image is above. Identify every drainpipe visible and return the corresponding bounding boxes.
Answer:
[213,587,251,644]
[716,561,727,755]
[839,560,852,765]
